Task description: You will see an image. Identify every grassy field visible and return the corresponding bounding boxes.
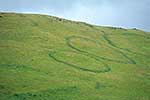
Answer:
[0,12,150,100]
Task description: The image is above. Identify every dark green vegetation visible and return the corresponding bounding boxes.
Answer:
[0,12,150,100]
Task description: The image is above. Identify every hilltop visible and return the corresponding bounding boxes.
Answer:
[0,12,150,100]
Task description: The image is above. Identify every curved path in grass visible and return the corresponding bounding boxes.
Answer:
[48,34,138,73]
[65,36,136,64]
[102,32,150,56]
[1,31,144,74]
[49,51,111,73]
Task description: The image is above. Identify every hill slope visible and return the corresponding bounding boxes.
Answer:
[0,12,150,100]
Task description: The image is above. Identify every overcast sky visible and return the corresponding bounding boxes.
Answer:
[0,0,150,31]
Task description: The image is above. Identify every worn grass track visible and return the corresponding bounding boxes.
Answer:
[65,35,136,64]
[49,51,111,73]
[102,32,150,56]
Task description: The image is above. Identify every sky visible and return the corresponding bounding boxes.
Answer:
[0,0,150,31]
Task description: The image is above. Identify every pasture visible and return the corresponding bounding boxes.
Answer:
[0,13,150,100]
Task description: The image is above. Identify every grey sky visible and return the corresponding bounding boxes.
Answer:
[0,0,150,31]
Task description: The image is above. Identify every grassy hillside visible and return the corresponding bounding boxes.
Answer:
[0,12,150,100]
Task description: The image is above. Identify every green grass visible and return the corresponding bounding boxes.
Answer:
[0,12,150,100]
